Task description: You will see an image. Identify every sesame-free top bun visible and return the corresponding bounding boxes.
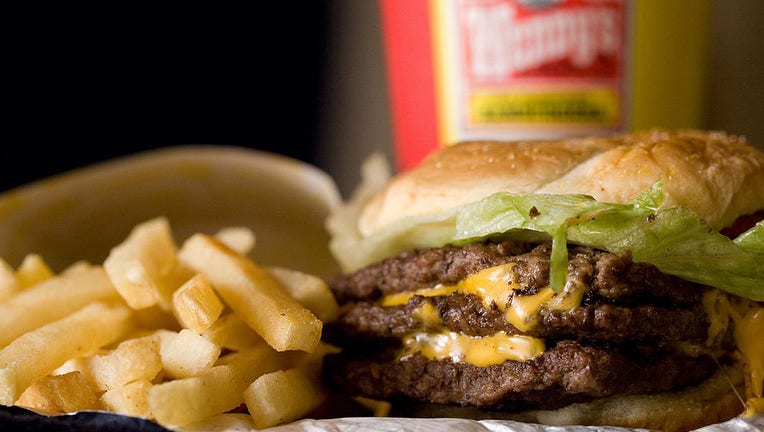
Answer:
[359,130,764,237]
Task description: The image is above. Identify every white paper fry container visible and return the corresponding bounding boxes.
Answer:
[0,145,342,278]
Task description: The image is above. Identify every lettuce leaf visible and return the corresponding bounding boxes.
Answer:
[453,182,764,300]
[333,182,764,301]
[735,220,764,254]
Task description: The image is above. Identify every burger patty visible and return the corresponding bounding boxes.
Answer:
[325,294,709,343]
[326,241,710,344]
[323,340,718,411]
[329,241,703,305]
[324,241,719,411]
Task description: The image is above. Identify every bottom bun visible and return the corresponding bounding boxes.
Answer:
[392,362,746,432]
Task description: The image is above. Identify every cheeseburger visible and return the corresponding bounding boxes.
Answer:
[321,130,764,432]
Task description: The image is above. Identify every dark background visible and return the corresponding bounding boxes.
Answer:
[4,2,764,196]
[4,4,331,192]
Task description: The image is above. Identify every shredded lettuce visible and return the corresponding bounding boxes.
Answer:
[331,182,764,301]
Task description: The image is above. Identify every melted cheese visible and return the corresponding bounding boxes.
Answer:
[505,287,555,331]
[546,279,588,311]
[380,263,585,331]
[702,289,764,415]
[735,308,764,399]
[380,263,587,368]
[402,331,545,367]
[381,285,455,307]
[414,302,442,327]
[459,264,519,310]
[744,398,764,418]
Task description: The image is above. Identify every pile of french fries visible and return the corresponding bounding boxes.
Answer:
[0,217,340,430]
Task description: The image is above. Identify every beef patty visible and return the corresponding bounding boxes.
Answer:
[323,241,721,411]
[324,341,717,411]
[329,241,702,304]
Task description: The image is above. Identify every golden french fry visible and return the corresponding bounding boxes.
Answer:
[2,217,338,428]
[15,254,55,289]
[133,304,181,332]
[244,367,327,429]
[242,341,352,427]
[104,217,180,309]
[79,335,162,391]
[172,273,224,332]
[60,260,94,276]
[99,380,153,418]
[178,234,322,352]
[15,371,100,413]
[159,329,221,379]
[147,345,290,427]
[0,301,134,405]
[148,365,238,428]
[0,258,19,302]
[0,266,120,347]
[201,313,264,351]
[268,266,340,323]
[214,227,256,256]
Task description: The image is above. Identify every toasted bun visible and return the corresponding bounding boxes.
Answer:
[398,362,747,432]
[359,130,764,237]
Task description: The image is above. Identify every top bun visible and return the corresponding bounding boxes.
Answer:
[359,130,764,236]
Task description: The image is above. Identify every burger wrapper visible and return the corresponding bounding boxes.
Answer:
[270,416,764,432]
[2,407,763,432]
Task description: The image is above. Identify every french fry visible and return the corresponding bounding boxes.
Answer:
[99,380,153,418]
[159,329,221,379]
[133,305,182,332]
[268,266,340,322]
[200,313,264,352]
[214,226,256,256]
[79,334,162,391]
[243,342,347,428]
[0,301,134,405]
[148,365,239,428]
[15,371,100,413]
[0,258,19,302]
[172,273,224,332]
[244,367,327,429]
[215,344,306,371]
[1,217,339,428]
[60,260,94,276]
[178,234,322,353]
[15,254,55,289]
[0,266,120,347]
[104,217,180,309]
[147,345,291,427]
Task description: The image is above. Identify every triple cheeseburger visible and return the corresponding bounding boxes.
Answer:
[321,130,764,432]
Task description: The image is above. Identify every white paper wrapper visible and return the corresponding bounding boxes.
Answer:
[3,406,762,432]
[186,415,764,432]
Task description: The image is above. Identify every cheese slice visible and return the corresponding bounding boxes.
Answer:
[402,331,545,367]
[379,263,590,367]
[380,263,586,332]
[702,289,764,414]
